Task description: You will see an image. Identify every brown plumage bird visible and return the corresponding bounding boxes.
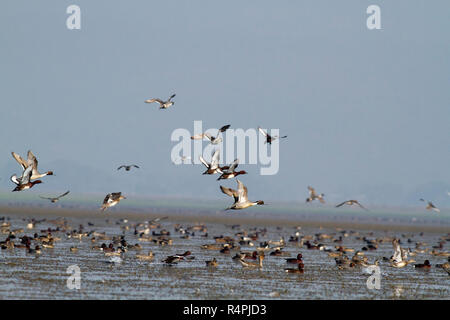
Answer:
[100,192,126,212]
[145,94,176,109]
[336,200,368,211]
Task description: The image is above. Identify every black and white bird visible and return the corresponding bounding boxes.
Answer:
[101,192,126,212]
[12,150,53,180]
[117,164,140,171]
[191,125,231,145]
[145,94,176,109]
[11,165,43,192]
[258,127,287,144]
[419,199,440,213]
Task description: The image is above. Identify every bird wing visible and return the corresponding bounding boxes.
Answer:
[39,196,53,200]
[219,124,231,133]
[10,174,20,185]
[236,180,248,203]
[226,159,239,173]
[335,201,347,208]
[220,186,239,203]
[308,186,316,197]
[392,239,403,263]
[199,156,210,168]
[11,152,28,170]
[103,194,112,204]
[20,165,33,184]
[191,133,206,140]
[110,192,122,200]
[168,94,176,101]
[27,150,39,175]
[117,165,126,170]
[145,98,163,104]
[210,149,220,169]
[57,191,70,199]
[355,201,368,210]
[258,127,268,137]
[132,165,140,169]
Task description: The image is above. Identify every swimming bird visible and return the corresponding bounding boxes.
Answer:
[220,179,264,210]
[199,149,223,175]
[11,166,43,192]
[285,262,304,274]
[117,165,140,171]
[205,258,218,267]
[136,250,154,261]
[285,253,303,264]
[258,127,287,144]
[239,253,264,268]
[145,93,176,109]
[414,260,431,269]
[39,191,70,203]
[191,125,231,145]
[101,192,126,212]
[12,150,53,180]
[336,200,368,211]
[419,199,440,213]
[216,159,247,180]
[306,186,325,204]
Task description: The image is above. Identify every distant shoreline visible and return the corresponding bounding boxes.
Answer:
[1,205,449,234]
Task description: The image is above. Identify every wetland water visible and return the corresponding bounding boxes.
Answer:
[0,207,449,300]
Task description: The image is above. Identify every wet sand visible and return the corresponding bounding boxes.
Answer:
[0,206,449,300]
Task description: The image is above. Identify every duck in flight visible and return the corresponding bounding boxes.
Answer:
[39,191,70,203]
[10,166,43,192]
[336,200,368,211]
[117,164,140,171]
[258,127,287,144]
[217,159,247,180]
[191,125,231,145]
[199,149,223,175]
[101,192,126,212]
[12,150,53,180]
[306,186,325,204]
[145,93,176,109]
[419,199,440,213]
[220,179,264,210]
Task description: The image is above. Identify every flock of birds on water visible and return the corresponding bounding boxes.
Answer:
[2,92,449,284]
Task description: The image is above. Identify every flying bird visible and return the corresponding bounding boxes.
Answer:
[191,125,231,145]
[335,200,368,210]
[12,150,53,180]
[117,164,140,171]
[39,191,70,203]
[220,179,264,210]
[199,149,223,175]
[101,192,126,212]
[419,199,440,213]
[306,186,325,204]
[217,159,247,180]
[145,93,176,109]
[10,166,43,192]
[258,127,287,144]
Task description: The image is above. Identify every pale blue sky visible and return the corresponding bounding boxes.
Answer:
[1,1,449,207]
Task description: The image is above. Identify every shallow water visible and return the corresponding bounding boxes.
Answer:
[0,212,449,300]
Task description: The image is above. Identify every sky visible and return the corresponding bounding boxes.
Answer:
[0,1,449,207]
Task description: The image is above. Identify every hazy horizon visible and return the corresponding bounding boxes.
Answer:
[1,1,449,208]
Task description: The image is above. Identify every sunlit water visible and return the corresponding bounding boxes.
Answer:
[0,212,448,300]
